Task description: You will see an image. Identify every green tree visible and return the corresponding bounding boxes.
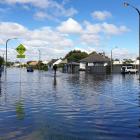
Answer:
[137,57,140,60]
[0,57,4,66]
[123,59,134,64]
[65,50,88,62]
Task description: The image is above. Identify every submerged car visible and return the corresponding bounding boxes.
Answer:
[27,66,34,72]
[121,65,138,74]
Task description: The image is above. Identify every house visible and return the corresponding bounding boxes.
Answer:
[42,60,49,65]
[66,62,80,73]
[47,59,58,70]
[53,59,62,65]
[47,59,62,70]
[131,59,139,69]
[59,59,68,72]
[80,53,110,74]
[27,61,39,66]
[112,60,123,73]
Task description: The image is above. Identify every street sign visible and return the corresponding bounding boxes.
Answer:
[17,55,25,58]
[16,44,26,55]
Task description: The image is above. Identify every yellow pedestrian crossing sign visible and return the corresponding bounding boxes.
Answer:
[16,44,26,55]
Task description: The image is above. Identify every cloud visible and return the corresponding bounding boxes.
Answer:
[106,48,137,60]
[0,19,130,61]
[0,22,74,61]
[84,21,101,34]
[102,22,130,35]
[0,22,28,40]
[80,34,100,46]
[91,11,112,20]
[34,11,47,20]
[57,18,83,34]
[1,0,78,21]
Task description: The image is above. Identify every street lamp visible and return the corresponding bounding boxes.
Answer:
[124,2,140,79]
[5,38,18,70]
[111,47,118,74]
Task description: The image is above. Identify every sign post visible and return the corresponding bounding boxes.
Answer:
[16,44,26,84]
[16,44,26,58]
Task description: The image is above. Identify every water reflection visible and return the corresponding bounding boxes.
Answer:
[0,68,140,140]
[0,70,2,96]
[53,75,57,87]
[15,100,25,120]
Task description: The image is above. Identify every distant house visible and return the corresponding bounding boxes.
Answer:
[113,60,123,65]
[59,59,68,72]
[47,59,58,70]
[53,59,62,65]
[66,62,80,73]
[47,59,62,70]
[27,61,38,66]
[130,59,139,69]
[80,53,110,73]
[112,60,123,73]
[42,60,49,65]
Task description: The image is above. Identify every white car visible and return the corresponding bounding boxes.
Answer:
[121,66,138,74]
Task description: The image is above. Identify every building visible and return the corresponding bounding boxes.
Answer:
[47,59,63,70]
[27,61,39,66]
[112,60,123,73]
[80,53,110,74]
[66,62,80,73]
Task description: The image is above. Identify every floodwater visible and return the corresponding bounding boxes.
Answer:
[0,68,140,140]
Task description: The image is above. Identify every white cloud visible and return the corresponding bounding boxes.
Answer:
[34,11,47,20]
[0,19,130,61]
[91,11,112,20]
[107,48,137,60]
[57,18,83,34]
[1,0,78,21]
[84,21,101,34]
[0,22,27,40]
[102,22,130,35]
[0,22,74,61]
[80,34,100,46]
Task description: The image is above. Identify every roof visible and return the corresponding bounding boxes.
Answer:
[28,61,38,66]
[53,59,62,65]
[67,62,79,65]
[80,53,110,63]
[48,59,58,65]
[60,59,68,64]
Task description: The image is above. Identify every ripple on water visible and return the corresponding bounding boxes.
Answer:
[0,69,140,140]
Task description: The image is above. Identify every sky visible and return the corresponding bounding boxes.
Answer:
[0,0,140,62]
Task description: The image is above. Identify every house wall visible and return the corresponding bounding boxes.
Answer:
[67,65,79,73]
[85,62,110,74]
[112,64,139,73]
[112,65,122,73]
[80,63,86,70]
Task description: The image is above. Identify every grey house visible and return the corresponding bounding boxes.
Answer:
[80,53,110,74]
[66,62,80,73]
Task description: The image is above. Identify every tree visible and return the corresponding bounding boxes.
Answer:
[64,50,88,62]
[137,57,140,60]
[123,59,134,64]
[0,56,4,66]
[114,58,120,61]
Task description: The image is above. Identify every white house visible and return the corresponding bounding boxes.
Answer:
[113,60,123,65]
[53,59,62,66]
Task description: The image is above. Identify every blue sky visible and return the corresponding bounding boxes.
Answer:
[0,0,139,61]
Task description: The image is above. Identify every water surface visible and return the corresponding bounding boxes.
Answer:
[0,68,140,140]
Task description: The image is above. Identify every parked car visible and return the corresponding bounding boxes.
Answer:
[27,66,34,72]
[121,65,138,74]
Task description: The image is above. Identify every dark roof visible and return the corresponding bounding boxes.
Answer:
[67,62,79,65]
[80,53,110,63]
[48,59,58,65]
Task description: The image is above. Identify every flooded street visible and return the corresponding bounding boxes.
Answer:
[0,68,140,140]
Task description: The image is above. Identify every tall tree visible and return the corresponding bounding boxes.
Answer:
[65,50,88,62]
